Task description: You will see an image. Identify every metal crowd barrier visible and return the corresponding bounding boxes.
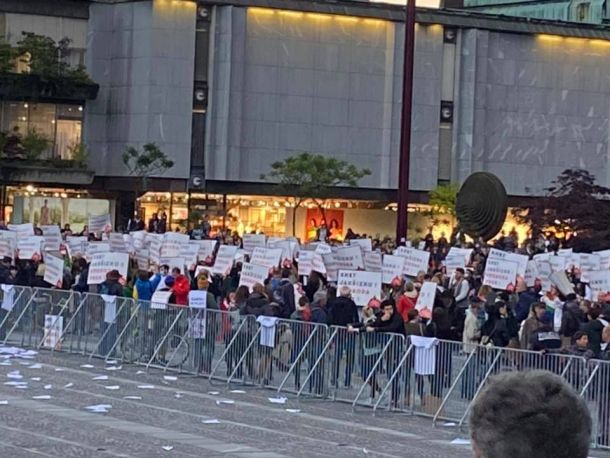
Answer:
[581,359,610,449]
[0,286,33,343]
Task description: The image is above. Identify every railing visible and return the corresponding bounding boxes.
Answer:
[0,285,609,449]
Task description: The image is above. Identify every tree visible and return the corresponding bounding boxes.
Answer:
[261,152,371,236]
[428,183,459,217]
[122,143,174,199]
[511,169,610,251]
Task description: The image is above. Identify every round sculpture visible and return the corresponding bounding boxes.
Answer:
[455,172,508,241]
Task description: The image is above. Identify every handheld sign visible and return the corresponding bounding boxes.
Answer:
[415,281,436,319]
[239,262,269,291]
[43,255,64,288]
[188,290,208,309]
[337,270,382,306]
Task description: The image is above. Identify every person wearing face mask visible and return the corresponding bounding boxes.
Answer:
[155,264,170,292]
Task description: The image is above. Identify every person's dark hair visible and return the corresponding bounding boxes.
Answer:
[171,267,181,275]
[380,298,395,310]
[572,330,588,344]
[281,268,291,279]
[137,270,150,281]
[326,285,337,302]
[469,371,591,458]
[298,295,310,307]
[587,307,601,320]
[406,309,419,322]
[234,285,249,304]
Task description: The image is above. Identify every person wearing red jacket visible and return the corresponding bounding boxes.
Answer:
[170,267,190,306]
[392,278,418,322]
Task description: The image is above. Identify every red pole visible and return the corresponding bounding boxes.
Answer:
[396,0,416,244]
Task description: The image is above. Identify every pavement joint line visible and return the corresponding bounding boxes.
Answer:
[0,437,59,457]
[0,394,289,458]
[0,419,137,458]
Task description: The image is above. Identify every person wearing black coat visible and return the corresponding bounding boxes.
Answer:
[242,283,269,317]
[328,288,359,327]
[583,307,605,357]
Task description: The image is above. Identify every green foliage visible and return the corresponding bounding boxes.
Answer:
[0,38,16,73]
[68,141,89,165]
[14,32,93,82]
[122,143,174,177]
[427,183,459,217]
[21,129,50,159]
[260,152,371,202]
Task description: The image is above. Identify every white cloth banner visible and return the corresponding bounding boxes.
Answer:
[488,248,528,277]
[1,284,15,312]
[212,245,238,276]
[381,254,405,284]
[101,295,117,323]
[410,336,438,376]
[242,234,266,254]
[257,316,278,348]
[334,246,364,271]
[250,247,282,270]
[87,252,129,285]
[88,214,112,233]
[239,262,269,291]
[17,236,43,260]
[483,258,518,290]
[395,247,430,277]
[337,270,382,306]
[43,255,64,288]
[363,251,382,272]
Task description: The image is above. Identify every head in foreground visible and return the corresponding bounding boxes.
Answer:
[469,370,591,458]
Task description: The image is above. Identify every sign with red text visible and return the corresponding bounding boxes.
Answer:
[88,214,112,233]
[337,270,382,306]
[415,281,436,319]
[488,248,527,278]
[40,225,61,252]
[483,258,518,290]
[382,254,405,284]
[17,236,43,260]
[43,255,64,287]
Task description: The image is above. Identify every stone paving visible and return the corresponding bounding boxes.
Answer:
[0,350,607,458]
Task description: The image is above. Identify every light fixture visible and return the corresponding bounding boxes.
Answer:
[23,103,28,108]
[78,106,83,112]
[77,194,81,198]
[334,202,340,208]
[26,185,34,192]
[53,192,59,197]
[60,192,67,198]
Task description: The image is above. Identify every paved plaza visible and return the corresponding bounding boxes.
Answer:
[0,350,608,458]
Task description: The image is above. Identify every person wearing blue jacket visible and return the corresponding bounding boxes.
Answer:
[134,270,162,305]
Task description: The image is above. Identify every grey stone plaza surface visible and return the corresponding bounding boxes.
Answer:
[0,350,608,458]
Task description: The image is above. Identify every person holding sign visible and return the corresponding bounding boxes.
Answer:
[191,273,218,374]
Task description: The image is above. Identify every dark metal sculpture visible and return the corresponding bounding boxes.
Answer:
[456,172,508,241]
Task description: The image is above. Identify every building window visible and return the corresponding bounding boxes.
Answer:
[0,101,83,160]
[577,2,590,21]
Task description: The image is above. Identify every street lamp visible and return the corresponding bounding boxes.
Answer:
[395,0,416,244]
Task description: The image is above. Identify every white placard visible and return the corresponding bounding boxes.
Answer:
[311,253,327,275]
[525,260,539,287]
[87,252,129,285]
[250,247,282,270]
[212,245,238,276]
[40,225,61,252]
[102,295,117,323]
[239,262,269,291]
[363,251,382,272]
[66,236,87,257]
[337,270,382,306]
[322,253,338,282]
[180,242,200,270]
[395,247,430,277]
[86,242,110,259]
[488,248,527,278]
[314,243,332,255]
[17,236,43,260]
[444,254,465,277]
[0,230,17,259]
[594,249,610,271]
[242,233,266,254]
[350,238,372,252]
[88,214,112,233]
[334,246,364,271]
[7,223,34,236]
[160,233,190,258]
[483,258,518,290]
[188,290,208,309]
[136,249,149,270]
[42,315,63,349]
[269,240,298,263]
[159,257,185,273]
[580,253,600,272]
[415,281,436,318]
[533,252,551,263]
[297,251,315,276]
[549,256,566,273]
[196,240,217,263]
[382,254,405,284]
[587,270,610,295]
[151,290,172,310]
[0,284,14,311]
[109,233,127,252]
[549,271,575,296]
[43,255,64,288]
[447,247,473,266]
[148,234,162,264]
[131,230,147,250]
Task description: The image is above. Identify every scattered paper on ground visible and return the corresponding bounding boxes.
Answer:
[32,395,51,400]
[80,364,95,369]
[268,397,287,404]
[55,368,65,372]
[0,400,7,405]
[104,385,120,390]
[208,391,219,395]
[7,371,23,379]
[163,376,177,381]
[161,446,173,451]
[216,400,234,405]
[285,409,301,413]
[64,383,73,388]
[136,371,145,375]
[229,390,246,394]
[29,363,42,369]
[123,396,142,400]
[92,375,108,381]
[174,393,183,399]
[44,385,52,390]
[4,381,26,386]
[105,366,122,371]
[137,385,155,389]
[443,422,457,427]
[85,404,111,413]
[106,360,118,365]
[30,377,41,381]
[202,419,220,424]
